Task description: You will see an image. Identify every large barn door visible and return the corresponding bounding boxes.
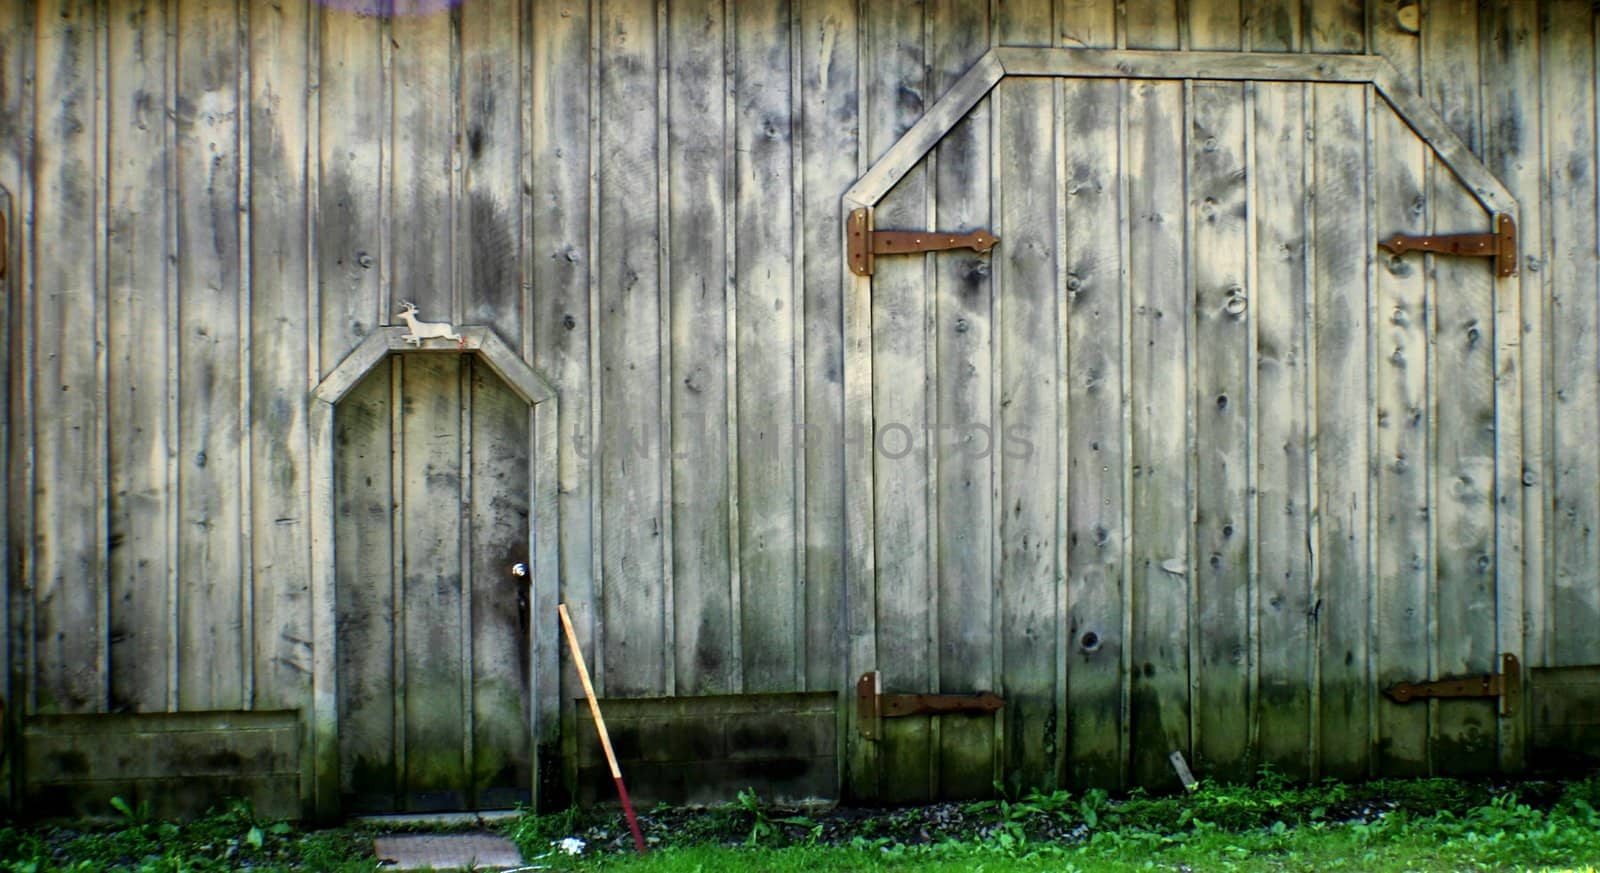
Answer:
[334,353,532,812]
[844,52,1522,800]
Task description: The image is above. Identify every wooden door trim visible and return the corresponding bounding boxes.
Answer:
[842,47,1516,219]
[307,327,559,819]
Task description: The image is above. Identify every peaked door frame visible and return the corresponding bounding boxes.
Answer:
[307,327,560,818]
[838,47,1525,796]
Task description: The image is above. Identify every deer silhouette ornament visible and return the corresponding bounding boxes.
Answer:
[396,301,464,349]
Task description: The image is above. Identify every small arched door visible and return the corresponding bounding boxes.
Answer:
[307,326,558,816]
[334,352,531,812]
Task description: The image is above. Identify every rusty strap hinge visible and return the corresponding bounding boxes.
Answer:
[856,671,1003,740]
[1384,653,1521,715]
[1378,213,1518,278]
[848,207,999,277]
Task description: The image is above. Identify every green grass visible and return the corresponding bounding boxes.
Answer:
[505,773,1600,872]
[3,773,1598,871]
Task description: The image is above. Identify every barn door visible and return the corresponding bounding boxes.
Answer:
[334,353,532,812]
[844,52,1522,800]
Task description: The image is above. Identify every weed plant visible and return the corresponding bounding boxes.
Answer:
[4,772,1599,871]
[0,800,371,873]
[502,769,1600,872]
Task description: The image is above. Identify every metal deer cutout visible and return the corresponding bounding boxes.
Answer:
[396,301,464,349]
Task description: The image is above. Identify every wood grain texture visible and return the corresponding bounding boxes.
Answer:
[1123,0,1179,49]
[389,7,453,322]
[1061,74,1125,788]
[1246,0,1300,51]
[32,0,106,716]
[1371,98,1430,777]
[1250,81,1313,776]
[1308,0,1364,53]
[398,355,466,809]
[1422,0,1498,776]
[1481,0,1536,772]
[248,0,313,713]
[528,0,596,705]
[866,0,933,803]
[8,0,1595,812]
[665,0,732,697]
[106,0,172,714]
[458,0,523,344]
[1541,0,1598,668]
[1310,82,1371,778]
[468,360,533,808]
[597,0,666,698]
[929,0,994,799]
[797,0,856,697]
[1189,78,1252,782]
[733,0,799,694]
[1126,77,1190,790]
[333,362,396,811]
[175,0,245,711]
[993,0,1060,797]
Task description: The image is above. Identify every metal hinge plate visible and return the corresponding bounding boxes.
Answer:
[1378,213,1518,278]
[848,207,999,277]
[1384,652,1521,716]
[856,670,1003,740]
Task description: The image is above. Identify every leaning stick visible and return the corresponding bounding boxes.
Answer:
[558,603,647,854]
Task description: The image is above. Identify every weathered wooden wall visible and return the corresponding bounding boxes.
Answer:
[0,0,1595,809]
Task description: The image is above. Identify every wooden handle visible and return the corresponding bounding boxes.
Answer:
[558,604,619,779]
[559,604,647,853]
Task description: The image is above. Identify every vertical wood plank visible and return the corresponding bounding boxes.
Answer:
[1481,0,1538,772]
[733,0,799,693]
[1371,99,1430,776]
[1308,0,1364,53]
[1368,0,1419,75]
[1189,76,1252,781]
[995,0,1059,795]
[798,0,856,697]
[1123,0,1178,49]
[665,0,732,696]
[0,0,28,742]
[469,359,533,808]
[334,364,396,811]
[31,0,105,715]
[1187,0,1242,51]
[248,0,313,712]
[1126,76,1190,790]
[1422,0,1498,775]
[315,7,382,377]
[1251,81,1313,777]
[1057,0,1116,47]
[389,7,453,322]
[459,0,524,343]
[529,396,561,805]
[529,0,594,711]
[1310,82,1371,778]
[175,0,244,711]
[1246,0,1300,51]
[1185,0,1248,783]
[1061,74,1126,788]
[1058,0,1123,792]
[928,0,994,799]
[597,0,666,697]
[865,0,932,803]
[1541,0,1598,668]
[106,0,172,713]
[399,355,466,809]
